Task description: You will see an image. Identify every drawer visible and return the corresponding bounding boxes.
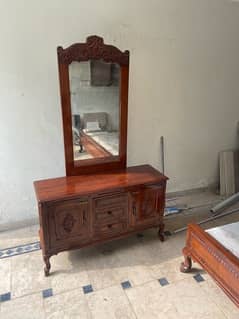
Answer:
[94,221,127,237]
[93,193,127,210]
[94,206,126,225]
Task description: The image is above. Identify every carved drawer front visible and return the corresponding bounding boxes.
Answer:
[94,221,127,238]
[94,193,127,209]
[93,193,127,225]
[93,193,128,237]
[129,183,165,227]
[94,207,126,225]
[48,199,90,248]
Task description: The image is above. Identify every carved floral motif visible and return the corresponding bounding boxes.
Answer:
[190,232,239,280]
[57,35,129,65]
[182,230,239,305]
[63,214,76,233]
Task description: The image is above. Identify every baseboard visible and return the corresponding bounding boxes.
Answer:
[166,184,218,198]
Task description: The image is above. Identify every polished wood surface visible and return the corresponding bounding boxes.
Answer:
[181,223,239,308]
[35,36,168,276]
[34,165,168,276]
[57,35,129,176]
[34,164,167,202]
[129,184,165,227]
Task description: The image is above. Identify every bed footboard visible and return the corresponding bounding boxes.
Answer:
[181,223,239,308]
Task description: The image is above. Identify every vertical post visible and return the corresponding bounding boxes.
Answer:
[160,136,165,174]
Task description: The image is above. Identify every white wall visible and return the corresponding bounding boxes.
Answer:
[1,0,239,226]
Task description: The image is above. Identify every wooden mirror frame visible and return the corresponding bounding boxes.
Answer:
[57,35,130,176]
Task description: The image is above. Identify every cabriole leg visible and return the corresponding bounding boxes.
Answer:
[43,255,51,276]
[180,250,192,273]
[158,222,165,242]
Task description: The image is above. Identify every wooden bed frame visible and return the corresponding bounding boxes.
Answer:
[180,223,239,307]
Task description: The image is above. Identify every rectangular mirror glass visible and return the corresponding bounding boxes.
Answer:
[69,60,120,162]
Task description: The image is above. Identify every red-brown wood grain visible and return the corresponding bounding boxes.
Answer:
[34,164,168,203]
[181,223,239,308]
[57,35,129,176]
[35,165,168,276]
[35,36,169,276]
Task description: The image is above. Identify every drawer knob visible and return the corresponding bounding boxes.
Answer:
[107,211,112,215]
[108,224,113,228]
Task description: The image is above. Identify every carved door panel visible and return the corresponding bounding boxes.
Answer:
[47,199,91,249]
[129,184,165,227]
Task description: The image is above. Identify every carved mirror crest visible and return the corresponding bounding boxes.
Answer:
[57,36,129,175]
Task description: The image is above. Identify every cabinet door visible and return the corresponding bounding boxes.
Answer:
[47,198,91,249]
[129,184,165,227]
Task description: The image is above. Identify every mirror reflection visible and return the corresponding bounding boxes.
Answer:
[69,60,120,161]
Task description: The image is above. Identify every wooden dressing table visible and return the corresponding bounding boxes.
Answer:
[34,36,168,276]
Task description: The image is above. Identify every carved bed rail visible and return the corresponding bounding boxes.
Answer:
[181,223,239,308]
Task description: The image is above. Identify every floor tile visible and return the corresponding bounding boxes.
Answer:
[83,284,93,294]
[42,288,53,298]
[112,238,160,287]
[126,280,178,319]
[44,288,91,319]
[87,285,136,319]
[0,293,45,319]
[11,251,50,298]
[49,251,90,294]
[127,278,228,319]
[158,277,169,286]
[149,256,192,284]
[0,292,11,302]
[114,237,155,266]
[114,264,154,287]
[0,242,40,259]
[121,280,132,289]
[86,268,117,291]
[193,273,205,283]
[82,246,120,290]
[200,278,239,319]
[165,277,227,318]
[142,232,186,264]
[0,259,11,295]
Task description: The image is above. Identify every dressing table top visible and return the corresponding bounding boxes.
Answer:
[34,165,168,203]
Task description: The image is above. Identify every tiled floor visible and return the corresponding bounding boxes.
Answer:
[0,190,238,318]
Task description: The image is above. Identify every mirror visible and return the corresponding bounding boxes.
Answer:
[69,60,121,161]
[57,35,129,175]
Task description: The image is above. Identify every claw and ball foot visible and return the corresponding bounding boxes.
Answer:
[180,255,192,273]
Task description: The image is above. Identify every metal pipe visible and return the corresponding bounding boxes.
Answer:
[210,192,239,214]
[173,207,239,234]
[160,136,164,174]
